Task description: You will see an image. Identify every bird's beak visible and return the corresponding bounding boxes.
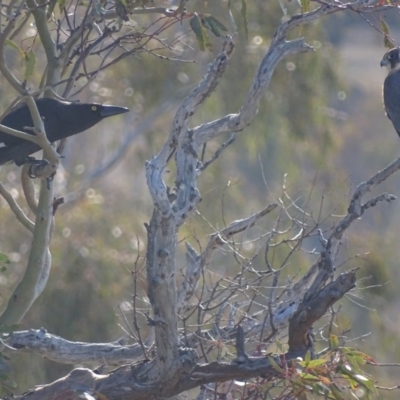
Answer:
[381,58,389,67]
[100,105,130,118]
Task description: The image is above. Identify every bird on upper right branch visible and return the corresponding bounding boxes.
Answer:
[381,47,400,137]
[0,98,129,166]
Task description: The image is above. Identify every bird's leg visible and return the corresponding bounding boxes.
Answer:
[27,159,51,179]
[26,157,57,183]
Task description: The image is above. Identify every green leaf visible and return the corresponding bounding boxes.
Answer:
[304,349,311,364]
[299,373,320,382]
[0,253,9,265]
[190,14,212,51]
[329,334,339,349]
[381,18,395,49]
[347,377,359,390]
[306,359,326,368]
[241,0,248,40]
[337,363,374,393]
[381,18,390,35]
[381,19,395,49]
[190,14,204,49]
[24,50,36,80]
[202,27,213,51]
[300,0,310,12]
[5,40,23,56]
[204,15,228,38]
[268,356,283,373]
[275,339,284,352]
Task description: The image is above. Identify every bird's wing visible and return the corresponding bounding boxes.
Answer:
[0,103,35,146]
[384,73,400,138]
[0,141,41,165]
[385,108,400,137]
[0,128,33,147]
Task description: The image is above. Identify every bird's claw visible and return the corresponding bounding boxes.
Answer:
[26,159,51,179]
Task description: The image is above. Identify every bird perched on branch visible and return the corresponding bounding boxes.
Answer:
[0,98,129,166]
[381,47,400,137]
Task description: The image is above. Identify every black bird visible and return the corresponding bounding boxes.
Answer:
[381,48,400,137]
[0,98,129,166]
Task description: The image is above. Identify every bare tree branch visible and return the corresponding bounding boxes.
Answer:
[0,180,34,232]
[4,328,143,366]
[0,179,54,325]
[178,204,278,315]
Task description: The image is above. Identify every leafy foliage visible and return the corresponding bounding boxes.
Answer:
[260,338,377,399]
[189,13,228,51]
[381,18,395,49]
[0,252,9,273]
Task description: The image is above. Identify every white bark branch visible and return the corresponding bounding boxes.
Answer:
[0,178,54,325]
[146,38,235,216]
[0,180,34,232]
[143,38,235,379]
[4,328,143,365]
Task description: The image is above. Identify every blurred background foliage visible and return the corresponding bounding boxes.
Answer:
[0,0,399,396]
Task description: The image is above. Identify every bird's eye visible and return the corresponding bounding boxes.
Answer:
[91,106,97,111]
[388,53,394,60]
